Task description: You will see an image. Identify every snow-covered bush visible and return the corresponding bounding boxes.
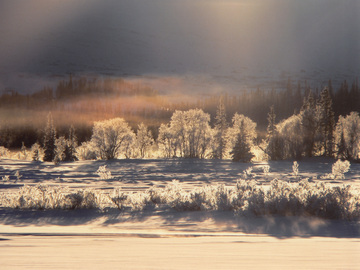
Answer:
[2,175,10,183]
[96,165,112,180]
[242,167,253,179]
[75,141,97,160]
[1,180,359,220]
[127,192,148,211]
[3,185,106,210]
[292,161,299,177]
[14,185,66,210]
[331,160,350,180]
[17,143,29,160]
[263,165,270,176]
[65,189,105,210]
[109,188,127,210]
[0,146,10,159]
[14,171,21,182]
[31,143,44,161]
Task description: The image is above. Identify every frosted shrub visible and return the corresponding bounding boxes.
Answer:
[91,118,135,160]
[263,165,270,176]
[2,185,104,210]
[232,180,265,215]
[302,182,358,220]
[128,192,148,211]
[265,179,303,216]
[213,184,233,210]
[1,180,359,220]
[189,186,214,211]
[292,161,299,177]
[15,185,66,210]
[161,180,189,210]
[14,171,21,183]
[75,141,97,160]
[243,167,253,178]
[331,160,350,179]
[2,175,10,183]
[96,165,112,180]
[31,143,44,161]
[65,189,105,210]
[109,188,128,210]
[0,146,10,158]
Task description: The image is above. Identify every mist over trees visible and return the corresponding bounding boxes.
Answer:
[1,75,360,162]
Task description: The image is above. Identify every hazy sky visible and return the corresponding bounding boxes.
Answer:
[0,0,359,92]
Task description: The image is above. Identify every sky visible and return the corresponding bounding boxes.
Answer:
[0,0,359,93]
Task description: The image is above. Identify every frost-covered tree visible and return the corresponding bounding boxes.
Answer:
[276,114,304,160]
[160,109,212,158]
[135,123,154,158]
[31,142,44,161]
[43,113,56,162]
[54,136,67,163]
[175,109,212,158]
[226,113,257,159]
[157,123,177,158]
[334,112,360,160]
[90,118,135,160]
[230,120,254,162]
[212,97,228,159]
[122,133,136,159]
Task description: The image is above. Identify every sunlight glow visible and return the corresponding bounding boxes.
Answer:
[0,0,99,69]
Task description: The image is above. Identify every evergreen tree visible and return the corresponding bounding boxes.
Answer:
[266,106,276,137]
[43,113,56,162]
[212,96,228,159]
[64,125,78,161]
[300,91,319,157]
[336,130,348,160]
[31,142,43,161]
[231,120,254,162]
[265,106,282,160]
[318,87,335,157]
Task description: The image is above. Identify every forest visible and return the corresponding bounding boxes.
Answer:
[0,75,359,162]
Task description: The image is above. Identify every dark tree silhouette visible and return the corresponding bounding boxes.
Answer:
[318,87,335,157]
[212,96,228,159]
[265,106,282,160]
[231,120,254,162]
[43,113,56,162]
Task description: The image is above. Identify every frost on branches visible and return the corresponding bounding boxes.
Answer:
[1,179,359,220]
[331,160,350,180]
[90,118,135,160]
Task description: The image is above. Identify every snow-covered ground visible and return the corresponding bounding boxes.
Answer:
[0,158,359,269]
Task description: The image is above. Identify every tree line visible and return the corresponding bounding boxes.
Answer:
[0,75,359,154]
[5,84,360,163]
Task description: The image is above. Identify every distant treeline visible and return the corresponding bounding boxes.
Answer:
[0,75,359,149]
